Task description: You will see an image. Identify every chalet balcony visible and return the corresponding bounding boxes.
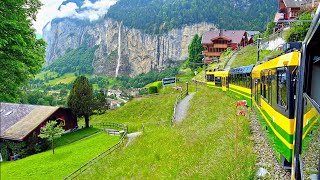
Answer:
[213,44,228,48]
[204,52,223,57]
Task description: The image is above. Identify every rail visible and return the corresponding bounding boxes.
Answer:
[171,89,188,125]
[64,122,128,180]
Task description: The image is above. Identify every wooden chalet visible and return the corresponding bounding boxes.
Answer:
[274,0,311,30]
[201,29,250,59]
[0,103,78,142]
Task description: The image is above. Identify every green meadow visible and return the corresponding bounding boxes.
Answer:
[78,86,256,179]
[0,133,118,180]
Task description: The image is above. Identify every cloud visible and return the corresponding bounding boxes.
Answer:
[33,0,118,35]
[57,2,78,18]
[33,0,64,35]
[57,0,118,21]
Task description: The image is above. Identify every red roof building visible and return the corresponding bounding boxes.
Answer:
[201,29,249,58]
[274,0,309,30]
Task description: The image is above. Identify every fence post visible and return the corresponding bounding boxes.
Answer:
[186,82,189,95]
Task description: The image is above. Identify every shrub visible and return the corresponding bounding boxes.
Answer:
[148,86,158,94]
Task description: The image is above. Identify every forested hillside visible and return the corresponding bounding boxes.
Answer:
[45,45,98,76]
[107,0,277,34]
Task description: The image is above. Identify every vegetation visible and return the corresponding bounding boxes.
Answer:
[115,67,179,88]
[68,76,94,128]
[38,121,65,154]
[285,12,312,42]
[0,132,49,161]
[45,45,97,76]
[89,93,177,132]
[1,133,118,180]
[55,127,101,147]
[188,34,204,70]
[80,87,256,179]
[107,0,277,34]
[230,45,282,68]
[0,0,46,102]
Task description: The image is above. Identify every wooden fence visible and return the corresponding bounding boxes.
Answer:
[63,122,128,180]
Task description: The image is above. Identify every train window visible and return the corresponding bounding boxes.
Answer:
[268,71,272,104]
[247,74,251,89]
[215,77,222,87]
[207,75,214,82]
[277,68,288,109]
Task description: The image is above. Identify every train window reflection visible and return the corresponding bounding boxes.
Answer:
[277,68,288,109]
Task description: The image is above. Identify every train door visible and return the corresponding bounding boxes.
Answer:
[254,79,261,106]
[222,77,227,91]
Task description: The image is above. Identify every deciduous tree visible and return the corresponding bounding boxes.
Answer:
[0,0,46,102]
[38,121,64,154]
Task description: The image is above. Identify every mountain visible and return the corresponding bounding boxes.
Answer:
[43,0,278,77]
[107,0,278,34]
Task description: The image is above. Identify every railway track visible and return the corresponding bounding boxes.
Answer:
[250,110,291,179]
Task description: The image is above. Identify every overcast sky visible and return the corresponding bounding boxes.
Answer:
[33,0,117,35]
[33,0,64,35]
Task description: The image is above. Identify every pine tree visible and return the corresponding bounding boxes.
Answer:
[188,34,204,70]
[0,0,46,102]
[67,76,94,128]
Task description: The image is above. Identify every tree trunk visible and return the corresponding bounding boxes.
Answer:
[84,114,90,128]
[52,140,54,154]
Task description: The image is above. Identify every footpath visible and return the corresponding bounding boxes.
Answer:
[173,92,196,124]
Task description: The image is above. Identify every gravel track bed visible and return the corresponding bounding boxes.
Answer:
[250,110,291,179]
[303,127,320,179]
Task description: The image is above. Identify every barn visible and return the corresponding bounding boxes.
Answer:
[0,103,78,141]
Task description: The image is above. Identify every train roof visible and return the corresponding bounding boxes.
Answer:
[252,52,300,78]
[229,64,254,74]
[206,70,229,77]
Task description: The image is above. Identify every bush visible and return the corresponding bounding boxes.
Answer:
[148,86,158,94]
[0,133,49,161]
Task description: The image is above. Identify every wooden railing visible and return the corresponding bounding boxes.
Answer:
[64,122,128,180]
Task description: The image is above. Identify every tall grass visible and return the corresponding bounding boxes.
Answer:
[79,87,256,179]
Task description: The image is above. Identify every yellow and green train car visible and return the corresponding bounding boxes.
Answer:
[228,65,254,107]
[206,70,229,91]
[251,52,300,166]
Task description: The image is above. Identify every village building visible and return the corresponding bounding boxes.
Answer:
[201,29,250,60]
[273,0,318,30]
[0,103,78,142]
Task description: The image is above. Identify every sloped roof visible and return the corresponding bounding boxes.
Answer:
[283,0,307,8]
[229,64,255,74]
[0,103,59,141]
[202,30,246,45]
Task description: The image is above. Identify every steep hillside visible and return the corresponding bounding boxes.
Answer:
[108,0,278,34]
[43,0,277,78]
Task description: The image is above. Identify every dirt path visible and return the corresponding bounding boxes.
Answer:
[173,92,195,124]
[225,52,238,70]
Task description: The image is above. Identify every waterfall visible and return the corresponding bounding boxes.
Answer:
[115,22,122,77]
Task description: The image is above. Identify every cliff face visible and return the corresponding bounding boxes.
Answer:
[43,18,216,77]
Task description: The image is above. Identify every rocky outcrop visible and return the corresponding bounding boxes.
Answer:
[43,18,216,77]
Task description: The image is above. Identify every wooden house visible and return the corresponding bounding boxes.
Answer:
[274,0,309,30]
[0,103,78,142]
[201,29,249,59]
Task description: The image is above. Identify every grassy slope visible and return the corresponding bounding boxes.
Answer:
[55,127,101,147]
[79,87,256,179]
[90,93,177,132]
[48,73,77,85]
[1,133,118,180]
[231,45,282,68]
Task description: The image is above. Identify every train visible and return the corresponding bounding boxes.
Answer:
[205,7,320,176]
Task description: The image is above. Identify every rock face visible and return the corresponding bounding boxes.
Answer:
[43,18,216,77]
